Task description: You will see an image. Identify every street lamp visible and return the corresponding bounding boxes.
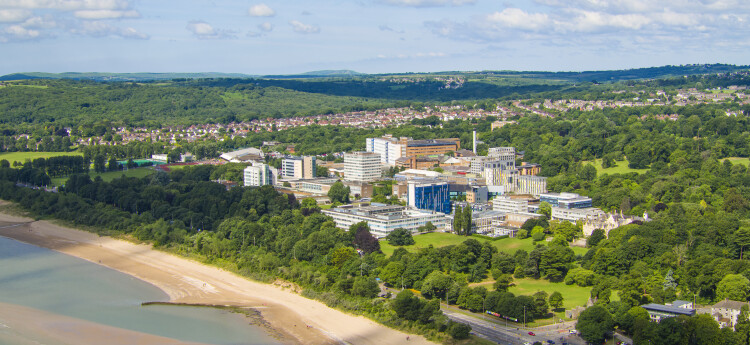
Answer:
[523,306,526,328]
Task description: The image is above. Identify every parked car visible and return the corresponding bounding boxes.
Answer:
[528,331,535,336]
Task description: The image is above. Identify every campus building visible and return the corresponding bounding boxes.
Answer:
[344,152,382,182]
[408,180,451,214]
[365,135,460,166]
[281,156,316,179]
[322,203,450,238]
[244,162,274,187]
[540,192,593,209]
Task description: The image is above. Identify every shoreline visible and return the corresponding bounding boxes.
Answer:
[0,204,434,345]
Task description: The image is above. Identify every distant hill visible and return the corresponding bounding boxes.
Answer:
[0,72,256,82]
[261,70,366,79]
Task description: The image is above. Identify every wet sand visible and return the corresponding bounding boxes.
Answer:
[0,302,207,345]
[0,203,434,345]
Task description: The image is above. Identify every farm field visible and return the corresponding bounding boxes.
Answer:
[582,158,649,175]
[50,167,155,186]
[0,151,82,164]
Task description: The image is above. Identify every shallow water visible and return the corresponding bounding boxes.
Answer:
[0,235,280,345]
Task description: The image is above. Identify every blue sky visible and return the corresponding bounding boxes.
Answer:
[0,0,749,75]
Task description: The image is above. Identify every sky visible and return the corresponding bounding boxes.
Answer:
[0,0,749,75]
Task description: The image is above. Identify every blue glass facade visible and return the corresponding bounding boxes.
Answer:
[412,183,451,214]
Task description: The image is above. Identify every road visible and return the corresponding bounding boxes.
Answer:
[442,306,586,345]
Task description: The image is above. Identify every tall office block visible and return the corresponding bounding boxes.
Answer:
[244,162,273,187]
[408,180,451,214]
[344,152,381,182]
[281,156,316,179]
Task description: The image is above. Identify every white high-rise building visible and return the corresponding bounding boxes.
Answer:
[281,156,316,179]
[366,135,404,166]
[244,162,273,187]
[344,152,381,182]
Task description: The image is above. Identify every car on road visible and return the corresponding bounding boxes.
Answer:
[528,331,535,336]
[569,329,578,334]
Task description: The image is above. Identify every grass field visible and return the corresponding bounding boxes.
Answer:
[509,278,591,310]
[582,158,650,175]
[380,232,588,257]
[722,157,750,166]
[50,167,155,186]
[0,151,82,164]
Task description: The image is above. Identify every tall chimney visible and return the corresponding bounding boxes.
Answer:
[472,130,477,154]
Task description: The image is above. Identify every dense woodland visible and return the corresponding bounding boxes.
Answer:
[4,68,750,344]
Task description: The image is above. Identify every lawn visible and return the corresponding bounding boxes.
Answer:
[50,167,155,186]
[0,151,82,164]
[380,232,588,257]
[722,157,750,166]
[509,278,591,310]
[582,158,649,175]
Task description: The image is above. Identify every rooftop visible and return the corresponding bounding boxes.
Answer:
[642,304,696,316]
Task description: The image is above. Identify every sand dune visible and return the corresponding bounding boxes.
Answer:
[0,206,434,345]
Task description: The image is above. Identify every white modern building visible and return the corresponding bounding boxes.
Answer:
[344,151,381,182]
[551,207,605,222]
[244,162,274,187]
[282,156,316,179]
[493,196,531,213]
[366,135,405,166]
[322,203,450,238]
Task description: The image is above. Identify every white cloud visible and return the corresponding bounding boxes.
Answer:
[186,20,235,39]
[0,0,132,10]
[70,20,146,38]
[486,8,550,30]
[248,3,275,17]
[73,9,139,19]
[290,20,319,34]
[379,24,404,33]
[379,0,475,7]
[0,9,31,22]
[258,21,273,32]
[1,24,39,40]
[0,0,147,42]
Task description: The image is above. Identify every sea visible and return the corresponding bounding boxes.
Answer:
[0,235,281,345]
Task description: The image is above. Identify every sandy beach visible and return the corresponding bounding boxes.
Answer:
[0,204,434,345]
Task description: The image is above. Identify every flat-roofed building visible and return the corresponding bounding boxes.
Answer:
[282,156,316,179]
[403,138,460,157]
[551,207,605,222]
[366,134,404,166]
[493,195,533,213]
[540,192,592,209]
[408,180,451,214]
[322,203,450,238]
[642,303,696,322]
[244,162,274,187]
[344,152,381,182]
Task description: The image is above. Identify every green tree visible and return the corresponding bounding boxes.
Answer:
[538,201,551,219]
[449,322,471,340]
[549,291,564,310]
[453,206,464,235]
[462,206,472,236]
[328,180,350,204]
[421,270,452,300]
[576,305,614,344]
[352,276,380,298]
[716,274,750,301]
[735,227,750,260]
[587,229,606,247]
[386,228,415,246]
[93,154,106,173]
